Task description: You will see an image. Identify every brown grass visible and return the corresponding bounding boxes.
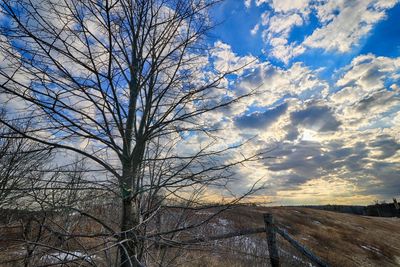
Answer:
[1,206,399,266]
[227,206,400,267]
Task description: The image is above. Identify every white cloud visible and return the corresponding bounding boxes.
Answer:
[304,0,399,53]
[336,54,400,92]
[267,13,303,36]
[211,41,258,75]
[329,54,400,133]
[260,11,270,25]
[270,0,311,13]
[250,0,400,62]
[250,23,260,35]
[255,0,268,7]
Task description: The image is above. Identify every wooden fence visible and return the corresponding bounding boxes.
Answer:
[159,213,330,267]
[263,213,329,267]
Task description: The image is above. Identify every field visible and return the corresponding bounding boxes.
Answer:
[218,206,400,267]
[0,206,399,266]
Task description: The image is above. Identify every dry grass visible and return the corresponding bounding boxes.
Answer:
[224,206,400,267]
[0,206,399,266]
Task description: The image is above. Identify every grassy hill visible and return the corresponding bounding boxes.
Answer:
[198,206,400,267]
[0,206,399,266]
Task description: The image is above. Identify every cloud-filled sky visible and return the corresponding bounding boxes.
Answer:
[0,0,398,206]
[206,0,400,205]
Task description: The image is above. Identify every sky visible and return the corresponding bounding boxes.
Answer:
[0,0,399,206]
[203,0,400,205]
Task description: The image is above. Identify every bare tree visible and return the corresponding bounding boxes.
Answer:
[0,0,261,265]
[0,111,51,209]
[0,111,104,266]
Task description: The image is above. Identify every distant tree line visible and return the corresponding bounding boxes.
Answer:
[301,199,400,217]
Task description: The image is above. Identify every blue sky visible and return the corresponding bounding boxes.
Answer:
[211,0,400,74]
[206,0,400,205]
[0,0,399,205]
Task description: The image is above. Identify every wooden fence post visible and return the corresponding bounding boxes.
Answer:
[264,213,280,267]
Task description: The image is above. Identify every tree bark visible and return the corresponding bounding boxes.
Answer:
[120,141,145,267]
[120,197,141,267]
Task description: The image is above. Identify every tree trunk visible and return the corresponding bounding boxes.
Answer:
[119,140,146,267]
[120,197,141,267]
[119,160,142,267]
